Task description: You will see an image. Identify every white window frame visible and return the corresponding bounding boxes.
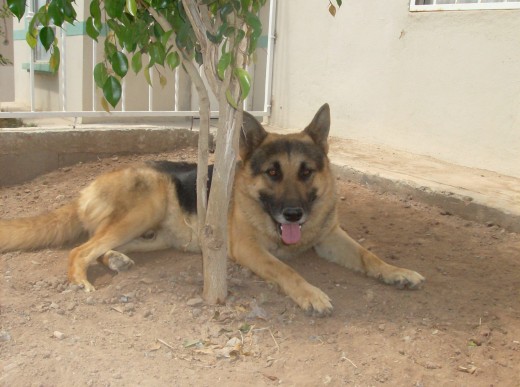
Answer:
[410,0,520,12]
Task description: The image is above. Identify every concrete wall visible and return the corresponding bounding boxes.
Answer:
[0,128,203,186]
[270,0,520,179]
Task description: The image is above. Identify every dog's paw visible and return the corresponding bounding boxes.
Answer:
[105,251,135,272]
[381,268,425,290]
[77,279,96,292]
[294,284,333,317]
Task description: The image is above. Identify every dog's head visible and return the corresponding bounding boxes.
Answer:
[239,104,333,245]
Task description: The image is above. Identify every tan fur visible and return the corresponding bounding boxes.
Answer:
[0,104,424,315]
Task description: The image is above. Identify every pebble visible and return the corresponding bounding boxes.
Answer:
[187,297,203,306]
[53,331,66,340]
[0,330,11,342]
[123,303,135,313]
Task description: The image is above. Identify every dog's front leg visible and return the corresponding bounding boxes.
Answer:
[314,225,425,289]
[231,243,333,316]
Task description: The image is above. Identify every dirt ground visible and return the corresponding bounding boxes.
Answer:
[1,149,519,387]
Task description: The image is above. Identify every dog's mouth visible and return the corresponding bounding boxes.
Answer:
[278,222,302,245]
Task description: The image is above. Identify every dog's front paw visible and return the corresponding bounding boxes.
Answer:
[104,251,135,272]
[293,284,333,317]
[381,268,425,290]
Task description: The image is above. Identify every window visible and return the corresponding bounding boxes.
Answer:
[410,0,520,11]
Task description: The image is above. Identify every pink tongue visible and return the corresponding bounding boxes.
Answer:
[281,223,301,244]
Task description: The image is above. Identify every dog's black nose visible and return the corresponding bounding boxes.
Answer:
[282,207,303,223]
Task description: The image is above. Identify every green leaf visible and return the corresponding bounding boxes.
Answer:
[126,0,137,17]
[226,89,238,109]
[159,74,167,88]
[103,76,122,108]
[153,22,165,40]
[234,68,251,99]
[7,0,25,21]
[206,30,222,44]
[217,52,231,80]
[90,0,101,20]
[160,30,174,48]
[49,46,60,73]
[36,6,51,27]
[131,51,142,74]
[143,65,152,87]
[93,62,109,88]
[101,96,111,112]
[48,1,64,26]
[86,17,100,41]
[104,40,117,58]
[39,27,55,51]
[105,0,125,19]
[61,2,76,22]
[336,0,342,7]
[110,51,129,78]
[166,51,180,70]
[149,42,165,66]
[245,12,262,39]
[26,30,37,49]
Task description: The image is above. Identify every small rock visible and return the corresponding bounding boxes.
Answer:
[378,324,385,332]
[186,297,203,307]
[225,337,241,347]
[0,331,11,342]
[85,296,95,305]
[123,303,135,313]
[425,362,441,369]
[53,331,66,340]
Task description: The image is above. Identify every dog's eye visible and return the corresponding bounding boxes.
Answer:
[267,168,279,177]
[265,166,282,180]
[299,167,313,180]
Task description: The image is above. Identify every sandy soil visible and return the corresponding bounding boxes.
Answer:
[1,149,519,387]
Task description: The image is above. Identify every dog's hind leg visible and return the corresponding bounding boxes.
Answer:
[68,212,163,291]
[314,225,425,289]
[98,229,175,272]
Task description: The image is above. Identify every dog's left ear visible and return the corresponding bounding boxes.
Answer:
[303,103,330,153]
[240,112,268,160]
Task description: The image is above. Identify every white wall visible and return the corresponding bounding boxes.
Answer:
[270,0,520,178]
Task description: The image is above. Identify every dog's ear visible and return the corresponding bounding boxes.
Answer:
[240,112,268,160]
[303,103,330,153]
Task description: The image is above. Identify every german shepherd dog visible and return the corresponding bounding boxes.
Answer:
[0,104,424,315]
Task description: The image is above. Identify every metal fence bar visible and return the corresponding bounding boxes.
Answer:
[0,110,269,119]
[92,40,97,111]
[263,0,276,119]
[174,67,179,112]
[60,27,66,111]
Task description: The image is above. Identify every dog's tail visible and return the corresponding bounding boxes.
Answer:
[0,200,85,253]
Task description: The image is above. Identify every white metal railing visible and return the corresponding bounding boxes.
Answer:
[1,0,277,120]
[410,0,520,12]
